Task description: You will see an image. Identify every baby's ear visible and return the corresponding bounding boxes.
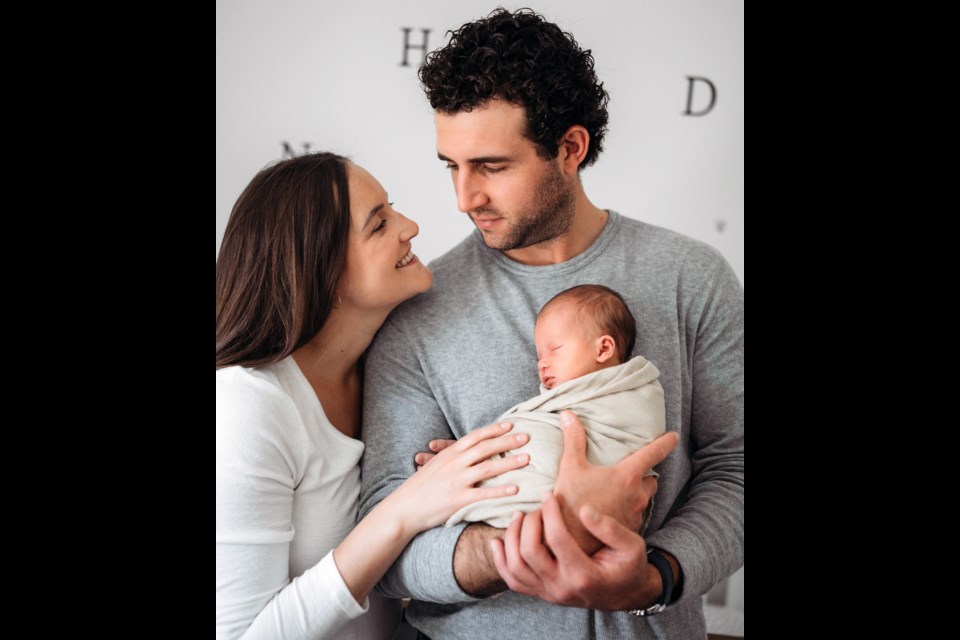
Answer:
[596,335,616,363]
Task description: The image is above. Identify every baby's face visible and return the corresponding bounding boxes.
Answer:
[534,304,605,390]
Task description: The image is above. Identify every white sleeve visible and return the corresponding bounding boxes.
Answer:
[216,381,368,640]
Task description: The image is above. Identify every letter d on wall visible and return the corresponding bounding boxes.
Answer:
[684,76,717,116]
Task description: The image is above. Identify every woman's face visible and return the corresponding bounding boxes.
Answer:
[339,163,433,311]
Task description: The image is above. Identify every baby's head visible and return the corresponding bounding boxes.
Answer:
[534,285,637,390]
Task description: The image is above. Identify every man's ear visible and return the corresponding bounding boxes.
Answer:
[558,125,590,175]
[596,335,616,363]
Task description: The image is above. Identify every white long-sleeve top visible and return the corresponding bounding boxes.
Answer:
[216,356,400,639]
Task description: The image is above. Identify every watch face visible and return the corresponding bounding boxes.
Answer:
[630,603,667,617]
[639,603,667,617]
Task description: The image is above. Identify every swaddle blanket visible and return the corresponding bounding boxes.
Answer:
[446,355,666,527]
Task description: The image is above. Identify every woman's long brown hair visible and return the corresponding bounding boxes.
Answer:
[216,152,351,369]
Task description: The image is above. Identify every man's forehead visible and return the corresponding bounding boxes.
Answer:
[434,100,526,136]
[434,102,528,154]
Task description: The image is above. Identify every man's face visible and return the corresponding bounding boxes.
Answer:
[435,100,575,251]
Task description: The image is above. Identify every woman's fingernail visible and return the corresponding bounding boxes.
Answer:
[501,422,512,430]
[560,411,572,427]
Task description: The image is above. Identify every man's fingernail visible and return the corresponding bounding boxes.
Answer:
[541,491,553,503]
[589,508,599,521]
[511,511,523,522]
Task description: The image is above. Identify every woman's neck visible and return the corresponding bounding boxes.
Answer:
[291,304,391,437]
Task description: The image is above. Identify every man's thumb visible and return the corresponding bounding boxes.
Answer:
[578,504,637,550]
[560,410,587,464]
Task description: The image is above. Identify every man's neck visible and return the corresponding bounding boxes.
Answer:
[503,192,608,266]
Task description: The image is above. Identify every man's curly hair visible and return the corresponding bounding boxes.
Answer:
[419,8,609,169]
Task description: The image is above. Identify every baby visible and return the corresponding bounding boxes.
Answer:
[445,284,666,547]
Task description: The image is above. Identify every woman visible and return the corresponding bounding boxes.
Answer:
[216,152,530,639]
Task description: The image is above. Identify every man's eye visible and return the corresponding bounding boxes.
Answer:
[484,166,506,173]
[445,164,457,171]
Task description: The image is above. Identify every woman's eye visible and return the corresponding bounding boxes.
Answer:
[373,219,386,233]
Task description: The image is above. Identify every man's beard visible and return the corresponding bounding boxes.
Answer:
[474,163,575,251]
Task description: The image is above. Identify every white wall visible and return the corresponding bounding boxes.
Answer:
[217,0,743,624]
[216,0,743,284]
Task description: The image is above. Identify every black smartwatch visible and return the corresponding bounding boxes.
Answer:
[627,548,674,617]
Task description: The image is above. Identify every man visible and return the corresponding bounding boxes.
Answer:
[359,8,743,639]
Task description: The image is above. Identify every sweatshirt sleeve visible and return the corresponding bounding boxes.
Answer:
[359,311,484,604]
[216,380,368,639]
[645,248,744,604]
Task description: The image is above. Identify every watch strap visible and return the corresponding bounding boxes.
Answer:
[627,548,674,617]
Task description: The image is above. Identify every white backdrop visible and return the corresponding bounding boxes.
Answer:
[216,0,743,284]
[217,0,743,629]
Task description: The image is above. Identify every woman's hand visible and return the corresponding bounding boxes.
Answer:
[393,422,530,533]
[335,423,529,608]
[413,438,455,470]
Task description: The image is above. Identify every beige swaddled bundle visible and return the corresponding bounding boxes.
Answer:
[445,355,666,528]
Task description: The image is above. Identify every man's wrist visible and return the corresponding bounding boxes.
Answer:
[661,549,683,604]
[627,548,677,616]
[453,523,507,597]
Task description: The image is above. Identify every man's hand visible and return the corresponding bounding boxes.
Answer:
[490,494,663,609]
[489,412,679,608]
[552,411,675,553]
[413,438,456,471]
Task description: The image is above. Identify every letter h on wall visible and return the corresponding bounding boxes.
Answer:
[400,28,431,67]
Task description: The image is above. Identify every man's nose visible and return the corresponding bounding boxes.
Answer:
[456,171,489,213]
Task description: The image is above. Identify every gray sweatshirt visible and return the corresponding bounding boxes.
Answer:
[360,211,744,639]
